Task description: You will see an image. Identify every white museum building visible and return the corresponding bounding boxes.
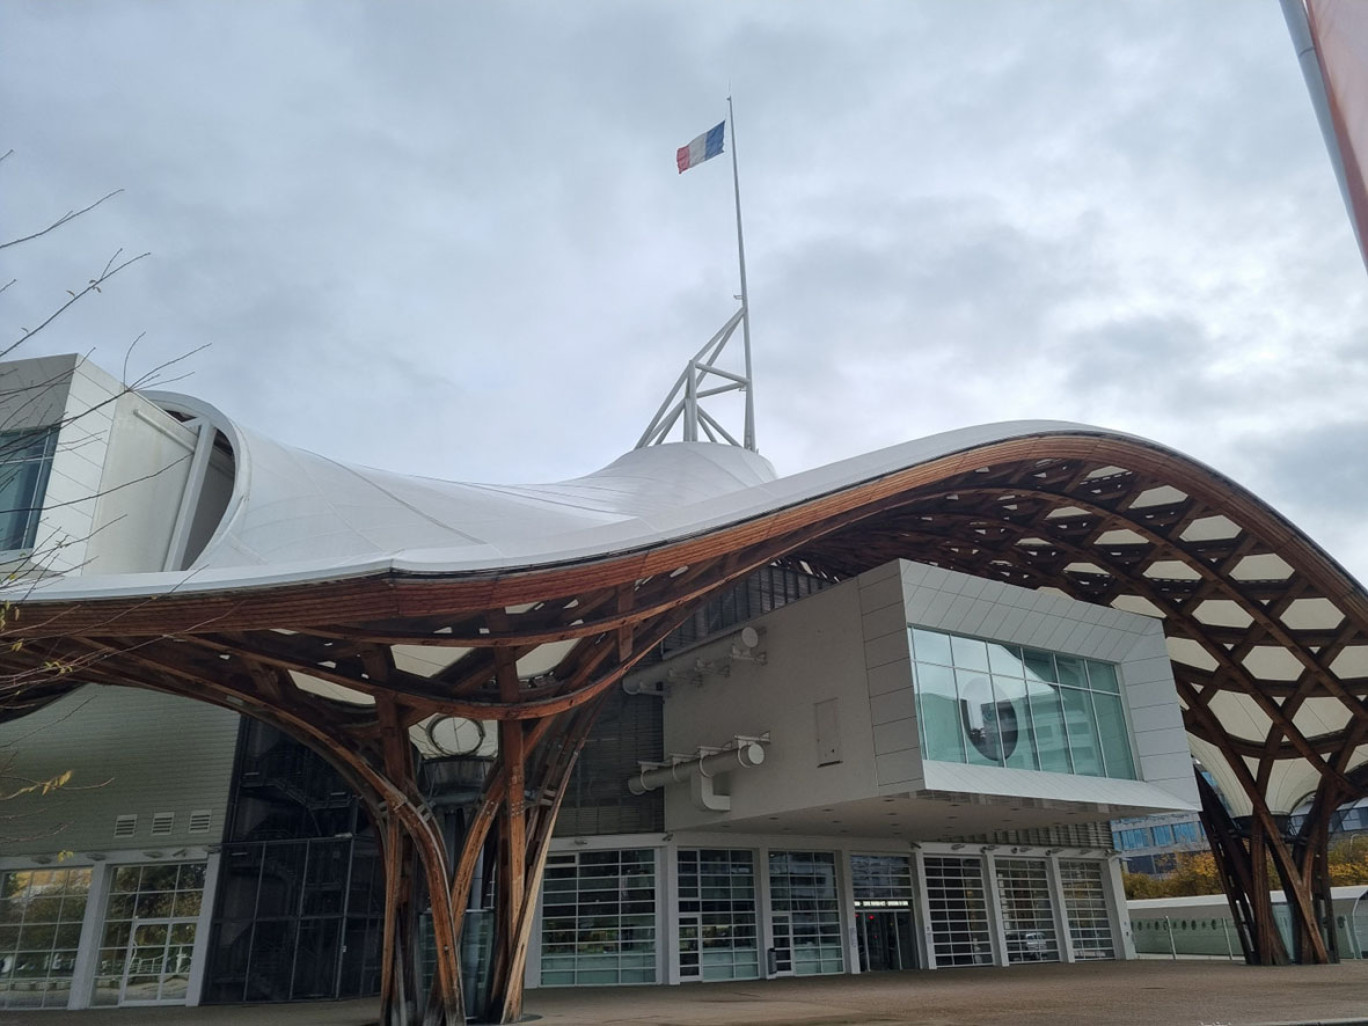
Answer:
[1,355,1200,1009]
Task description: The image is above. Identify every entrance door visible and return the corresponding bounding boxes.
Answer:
[678,914,701,981]
[770,914,793,975]
[856,911,916,971]
[118,919,197,1005]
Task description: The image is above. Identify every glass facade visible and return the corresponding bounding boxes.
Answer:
[677,849,757,981]
[541,849,656,986]
[204,839,382,1003]
[203,720,383,1004]
[93,862,205,1006]
[909,628,1136,779]
[0,867,91,1010]
[767,851,843,976]
[533,845,1123,984]
[1111,816,1207,854]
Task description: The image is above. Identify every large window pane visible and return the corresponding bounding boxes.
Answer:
[991,674,1038,771]
[911,627,1132,781]
[1054,656,1086,688]
[912,662,964,762]
[910,629,953,666]
[1025,682,1072,773]
[1085,661,1120,694]
[987,643,1024,676]
[0,426,57,552]
[1022,649,1057,683]
[0,868,91,1010]
[1061,689,1103,776]
[1093,693,1136,779]
[950,636,990,672]
[956,670,1003,767]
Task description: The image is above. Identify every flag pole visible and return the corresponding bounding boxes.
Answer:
[728,95,756,452]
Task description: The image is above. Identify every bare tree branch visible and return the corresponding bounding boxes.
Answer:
[4,249,151,359]
[0,189,125,251]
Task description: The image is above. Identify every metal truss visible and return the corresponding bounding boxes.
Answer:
[635,306,754,450]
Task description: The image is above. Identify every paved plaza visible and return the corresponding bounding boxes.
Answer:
[6,960,1368,1026]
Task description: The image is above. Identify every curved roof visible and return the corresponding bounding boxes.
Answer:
[21,395,1184,598]
[4,394,1368,833]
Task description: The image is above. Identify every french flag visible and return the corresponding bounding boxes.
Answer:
[677,121,725,174]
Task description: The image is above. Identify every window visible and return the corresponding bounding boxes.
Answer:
[1150,825,1175,847]
[1172,820,1203,845]
[0,867,92,1010]
[768,851,843,975]
[1115,828,1149,850]
[93,862,206,1006]
[540,849,656,986]
[0,426,57,552]
[677,849,757,981]
[909,627,1137,780]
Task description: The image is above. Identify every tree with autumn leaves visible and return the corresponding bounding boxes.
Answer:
[1124,835,1368,899]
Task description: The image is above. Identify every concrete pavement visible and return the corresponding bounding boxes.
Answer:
[5,960,1367,1026]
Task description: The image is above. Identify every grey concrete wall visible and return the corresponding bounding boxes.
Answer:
[662,578,878,830]
[0,685,241,856]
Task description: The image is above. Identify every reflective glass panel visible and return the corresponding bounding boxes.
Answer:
[909,627,1136,779]
[992,673,1038,770]
[1092,692,1134,779]
[912,662,963,762]
[1061,688,1102,776]
[956,669,1004,767]
[0,868,91,1010]
[910,629,953,666]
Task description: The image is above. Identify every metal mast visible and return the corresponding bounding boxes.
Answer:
[637,101,758,453]
[729,95,756,451]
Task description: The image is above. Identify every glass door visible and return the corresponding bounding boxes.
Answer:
[857,911,916,971]
[770,914,793,975]
[119,918,197,1005]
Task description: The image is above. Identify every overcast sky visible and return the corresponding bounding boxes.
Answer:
[5,2,1368,580]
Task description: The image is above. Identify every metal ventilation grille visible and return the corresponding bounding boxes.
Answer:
[113,814,137,839]
[555,689,663,837]
[151,812,175,836]
[187,809,212,834]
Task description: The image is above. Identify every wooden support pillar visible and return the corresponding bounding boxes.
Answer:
[372,696,467,1026]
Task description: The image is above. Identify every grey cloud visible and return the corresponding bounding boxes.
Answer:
[5,0,1368,577]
